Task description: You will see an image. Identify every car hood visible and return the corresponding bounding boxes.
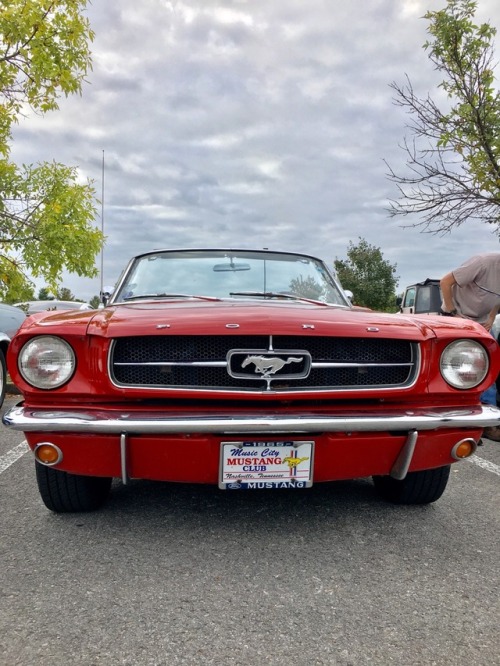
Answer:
[51,300,482,341]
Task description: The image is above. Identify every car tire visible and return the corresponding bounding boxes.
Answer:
[0,348,6,408]
[35,462,112,512]
[372,465,451,505]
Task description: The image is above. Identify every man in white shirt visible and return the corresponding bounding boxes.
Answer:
[440,253,500,328]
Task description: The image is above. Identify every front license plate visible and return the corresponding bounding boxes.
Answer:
[219,441,314,490]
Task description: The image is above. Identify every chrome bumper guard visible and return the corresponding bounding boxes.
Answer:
[3,404,500,434]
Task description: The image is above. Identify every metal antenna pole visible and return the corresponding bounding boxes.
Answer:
[100,150,105,299]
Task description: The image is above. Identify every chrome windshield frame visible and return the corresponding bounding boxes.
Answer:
[108,248,352,307]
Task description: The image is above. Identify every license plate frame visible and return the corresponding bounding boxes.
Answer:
[219,440,314,490]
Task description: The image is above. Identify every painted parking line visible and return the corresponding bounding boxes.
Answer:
[468,453,500,477]
[0,441,29,475]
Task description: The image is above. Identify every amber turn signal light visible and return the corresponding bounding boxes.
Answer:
[451,438,477,461]
[33,442,63,466]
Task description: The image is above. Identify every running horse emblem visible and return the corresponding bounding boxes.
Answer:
[241,355,303,377]
[283,455,310,469]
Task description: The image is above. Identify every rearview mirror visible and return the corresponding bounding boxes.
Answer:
[213,262,251,272]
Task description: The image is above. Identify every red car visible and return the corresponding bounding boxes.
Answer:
[3,248,500,512]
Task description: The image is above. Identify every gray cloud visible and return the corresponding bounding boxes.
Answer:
[10,0,500,301]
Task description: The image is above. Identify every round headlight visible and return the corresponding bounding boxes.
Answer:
[19,336,76,389]
[440,340,489,389]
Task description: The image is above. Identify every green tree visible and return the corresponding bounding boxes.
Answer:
[334,238,399,311]
[37,287,53,300]
[89,294,101,309]
[56,287,76,301]
[0,0,103,302]
[386,0,500,233]
[288,275,323,300]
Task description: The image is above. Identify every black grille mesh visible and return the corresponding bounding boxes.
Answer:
[110,335,417,391]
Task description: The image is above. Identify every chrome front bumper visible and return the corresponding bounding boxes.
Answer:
[3,404,500,434]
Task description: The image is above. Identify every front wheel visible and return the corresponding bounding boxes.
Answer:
[372,465,451,505]
[35,462,112,512]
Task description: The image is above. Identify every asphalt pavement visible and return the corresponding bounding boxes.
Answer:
[1,394,499,665]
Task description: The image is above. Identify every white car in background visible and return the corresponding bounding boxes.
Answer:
[14,300,92,315]
[0,303,27,406]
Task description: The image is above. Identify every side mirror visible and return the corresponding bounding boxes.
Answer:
[100,286,113,306]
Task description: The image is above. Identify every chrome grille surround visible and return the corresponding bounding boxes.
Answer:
[109,335,420,393]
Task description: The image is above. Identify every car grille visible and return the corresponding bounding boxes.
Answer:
[110,335,419,392]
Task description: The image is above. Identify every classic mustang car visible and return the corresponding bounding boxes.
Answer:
[3,248,500,512]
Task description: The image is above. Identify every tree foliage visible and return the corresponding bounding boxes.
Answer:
[56,286,76,301]
[37,287,53,300]
[288,275,324,300]
[0,1,102,302]
[386,0,500,233]
[334,238,399,311]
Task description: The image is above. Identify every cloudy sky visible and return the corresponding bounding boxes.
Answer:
[11,0,500,302]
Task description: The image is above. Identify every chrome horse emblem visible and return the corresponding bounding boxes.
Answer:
[241,355,303,378]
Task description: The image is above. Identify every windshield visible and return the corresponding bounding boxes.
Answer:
[112,249,349,306]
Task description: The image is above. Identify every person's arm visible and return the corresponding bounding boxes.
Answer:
[483,304,500,332]
[440,272,457,314]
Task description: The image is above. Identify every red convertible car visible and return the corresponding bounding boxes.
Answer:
[3,248,500,512]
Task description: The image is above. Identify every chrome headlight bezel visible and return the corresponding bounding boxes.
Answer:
[18,336,76,389]
[440,339,489,389]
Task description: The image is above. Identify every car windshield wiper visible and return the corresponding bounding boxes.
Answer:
[122,293,220,302]
[229,291,329,306]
